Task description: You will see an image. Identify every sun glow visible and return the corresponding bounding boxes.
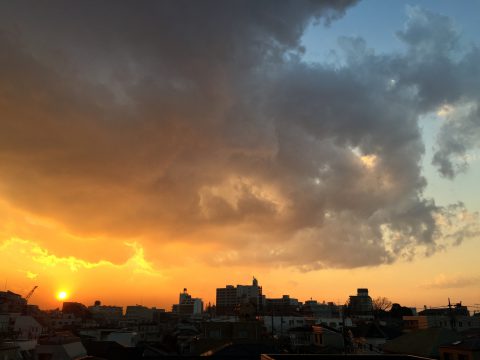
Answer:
[56,290,68,301]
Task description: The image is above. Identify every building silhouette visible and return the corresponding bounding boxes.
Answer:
[216,277,263,316]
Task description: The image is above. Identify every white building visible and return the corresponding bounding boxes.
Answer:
[13,315,43,340]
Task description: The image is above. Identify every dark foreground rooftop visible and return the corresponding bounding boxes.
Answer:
[261,356,434,360]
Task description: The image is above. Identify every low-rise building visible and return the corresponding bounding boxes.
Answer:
[13,315,43,340]
[35,333,88,360]
[125,305,155,323]
[403,315,480,332]
[0,291,27,313]
[312,324,344,350]
[88,300,123,325]
[440,338,480,360]
[264,295,300,315]
[383,327,461,358]
[262,315,312,336]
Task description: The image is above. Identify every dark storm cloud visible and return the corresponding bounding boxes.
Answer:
[0,2,478,269]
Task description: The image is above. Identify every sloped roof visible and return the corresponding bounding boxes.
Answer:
[383,328,462,358]
[440,338,480,351]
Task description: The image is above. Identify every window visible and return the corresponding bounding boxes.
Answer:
[459,321,463,327]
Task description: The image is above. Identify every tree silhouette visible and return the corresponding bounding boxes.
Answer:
[373,297,392,312]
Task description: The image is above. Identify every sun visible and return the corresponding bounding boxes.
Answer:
[56,290,68,301]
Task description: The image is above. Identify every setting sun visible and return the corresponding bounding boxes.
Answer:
[56,291,68,301]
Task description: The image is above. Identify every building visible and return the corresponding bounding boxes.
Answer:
[62,302,89,319]
[403,315,480,332]
[302,300,341,319]
[287,324,345,353]
[216,277,263,316]
[201,321,263,342]
[124,305,164,324]
[262,315,310,336]
[349,322,388,353]
[172,289,203,316]
[0,291,26,313]
[47,311,78,330]
[216,285,238,316]
[312,324,345,350]
[420,302,470,317]
[80,328,140,347]
[88,300,123,325]
[440,338,480,360]
[264,295,300,315]
[383,327,461,358]
[35,333,88,360]
[348,288,373,318]
[13,315,43,340]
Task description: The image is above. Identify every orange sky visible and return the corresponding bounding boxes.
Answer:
[1,197,478,311]
[0,2,479,314]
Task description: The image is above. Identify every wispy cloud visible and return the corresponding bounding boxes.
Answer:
[422,273,480,289]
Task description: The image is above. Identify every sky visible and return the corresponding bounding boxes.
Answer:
[0,0,479,311]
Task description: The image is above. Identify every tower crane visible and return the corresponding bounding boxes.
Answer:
[22,286,38,314]
[25,286,38,301]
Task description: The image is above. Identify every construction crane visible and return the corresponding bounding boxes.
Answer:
[25,286,38,301]
[22,286,38,315]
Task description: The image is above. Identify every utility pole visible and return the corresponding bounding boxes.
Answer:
[448,298,455,330]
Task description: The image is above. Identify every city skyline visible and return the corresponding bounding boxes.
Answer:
[0,1,479,311]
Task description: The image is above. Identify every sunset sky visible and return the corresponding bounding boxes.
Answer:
[0,0,479,311]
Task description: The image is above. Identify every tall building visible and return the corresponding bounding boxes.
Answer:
[172,288,203,316]
[348,288,373,318]
[216,277,263,316]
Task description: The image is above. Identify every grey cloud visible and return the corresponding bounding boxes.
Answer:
[0,2,478,269]
[394,7,480,177]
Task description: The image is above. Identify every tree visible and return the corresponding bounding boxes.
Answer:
[373,297,392,312]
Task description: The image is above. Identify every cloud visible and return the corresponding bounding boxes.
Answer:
[394,6,480,178]
[1,238,162,277]
[0,3,478,271]
[422,273,480,289]
[26,271,38,280]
